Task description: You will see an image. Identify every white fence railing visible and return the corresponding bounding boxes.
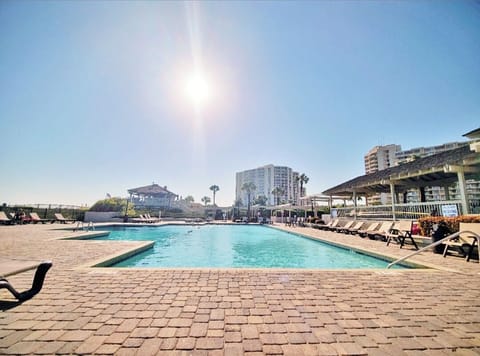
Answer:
[335,201,464,220]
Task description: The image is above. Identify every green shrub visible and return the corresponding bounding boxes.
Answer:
[90,198,135,216]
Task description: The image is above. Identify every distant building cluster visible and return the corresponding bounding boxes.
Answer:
[235,165,303,206]
[364,141,479,204]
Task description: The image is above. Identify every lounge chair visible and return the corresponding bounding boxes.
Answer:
[385,220,417,250]
[347,221,366,235]
[367,221,393,241]
[319,218,340,231]
[358,222,380,238]
[443,223,480,262]
[29,212,51,224]
[54,213,75,224]
[0,211,14,225]
[333,220,355,233]
[0,258,52,302]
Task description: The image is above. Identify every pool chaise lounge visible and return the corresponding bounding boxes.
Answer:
[443,222,480,262]
[29,212,52,224]
[54,213,75,224]
[386,220,418,250]
[0,211,14,225]
[0,258,52,302]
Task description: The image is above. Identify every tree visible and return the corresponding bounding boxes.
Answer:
[184,195,194,203]
[296,173,309,201]
[209,185,220,206]
[254,195,268,206]
[272,187,285,206]
[201,196,211,206]
[233,198,243,219]
[241,182,256,219]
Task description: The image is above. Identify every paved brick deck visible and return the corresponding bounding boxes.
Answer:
[1,223,479,355]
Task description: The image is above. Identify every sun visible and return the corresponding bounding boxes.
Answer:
[185,73,210,106]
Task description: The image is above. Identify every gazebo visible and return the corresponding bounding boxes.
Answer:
[322,143,480,219]
[128,184,178,209]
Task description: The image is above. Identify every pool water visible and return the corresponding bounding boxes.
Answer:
[96,225,406,269]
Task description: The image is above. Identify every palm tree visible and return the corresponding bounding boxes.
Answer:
[272,187,285,206]
[201,196,211,206]
[209,185,220,206]
[296,173,309,201]
[233,198,243,220]
[241,182,256,220]
[254,195,268,206]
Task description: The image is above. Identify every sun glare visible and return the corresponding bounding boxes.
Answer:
[185,73,210,106]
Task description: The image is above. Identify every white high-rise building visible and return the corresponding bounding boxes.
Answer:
[364,145,401,204]
[235,165,301,206]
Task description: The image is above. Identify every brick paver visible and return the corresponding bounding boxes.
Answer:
[0,223,479,354]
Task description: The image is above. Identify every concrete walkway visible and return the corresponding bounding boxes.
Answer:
[0,223,479,355]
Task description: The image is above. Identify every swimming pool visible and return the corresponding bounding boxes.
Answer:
[96,225,406,269]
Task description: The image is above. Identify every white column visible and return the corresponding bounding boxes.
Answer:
[390,182,396,221]
[353,190,357,221]
[457,169,469,214]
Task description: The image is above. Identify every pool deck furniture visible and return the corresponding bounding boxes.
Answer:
[0,211,14,225]
[333,220,355,233]
[54,213,75,224]
[357,221,380,238]
[386,220,418,250]
[367,221,393,240]
[346,221,366,235]
[29,212,51,224]
[443,222,480,262]
[0,258,52,302]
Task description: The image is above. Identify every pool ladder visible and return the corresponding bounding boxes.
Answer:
[387,230,480,269]
[73,221,95,232]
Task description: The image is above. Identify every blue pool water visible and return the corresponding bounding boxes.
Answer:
[96,225,406,269]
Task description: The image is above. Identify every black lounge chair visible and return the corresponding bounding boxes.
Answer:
[0,259,52,302]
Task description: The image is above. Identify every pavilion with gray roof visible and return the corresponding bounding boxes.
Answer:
[323,140,480,218]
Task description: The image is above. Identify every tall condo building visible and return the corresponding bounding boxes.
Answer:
[364,145,401,204]
[364,144,401,174]
[235,165,301,206]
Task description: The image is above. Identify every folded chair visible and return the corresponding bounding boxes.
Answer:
[0,258,52,302]
[443,222,480,262]
[385,220,417,250]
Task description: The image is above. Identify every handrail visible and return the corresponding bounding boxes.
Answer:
[73,221,95,232]
[387,230,480,269]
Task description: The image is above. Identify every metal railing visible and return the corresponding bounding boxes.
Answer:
[386,230,480,268]
[336,201,463,220]
[74,221,95,232]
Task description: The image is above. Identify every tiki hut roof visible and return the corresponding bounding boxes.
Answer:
[128,184,177,197]
[323,145,480,196]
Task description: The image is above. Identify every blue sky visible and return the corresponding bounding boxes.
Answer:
[0,1,478,207]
